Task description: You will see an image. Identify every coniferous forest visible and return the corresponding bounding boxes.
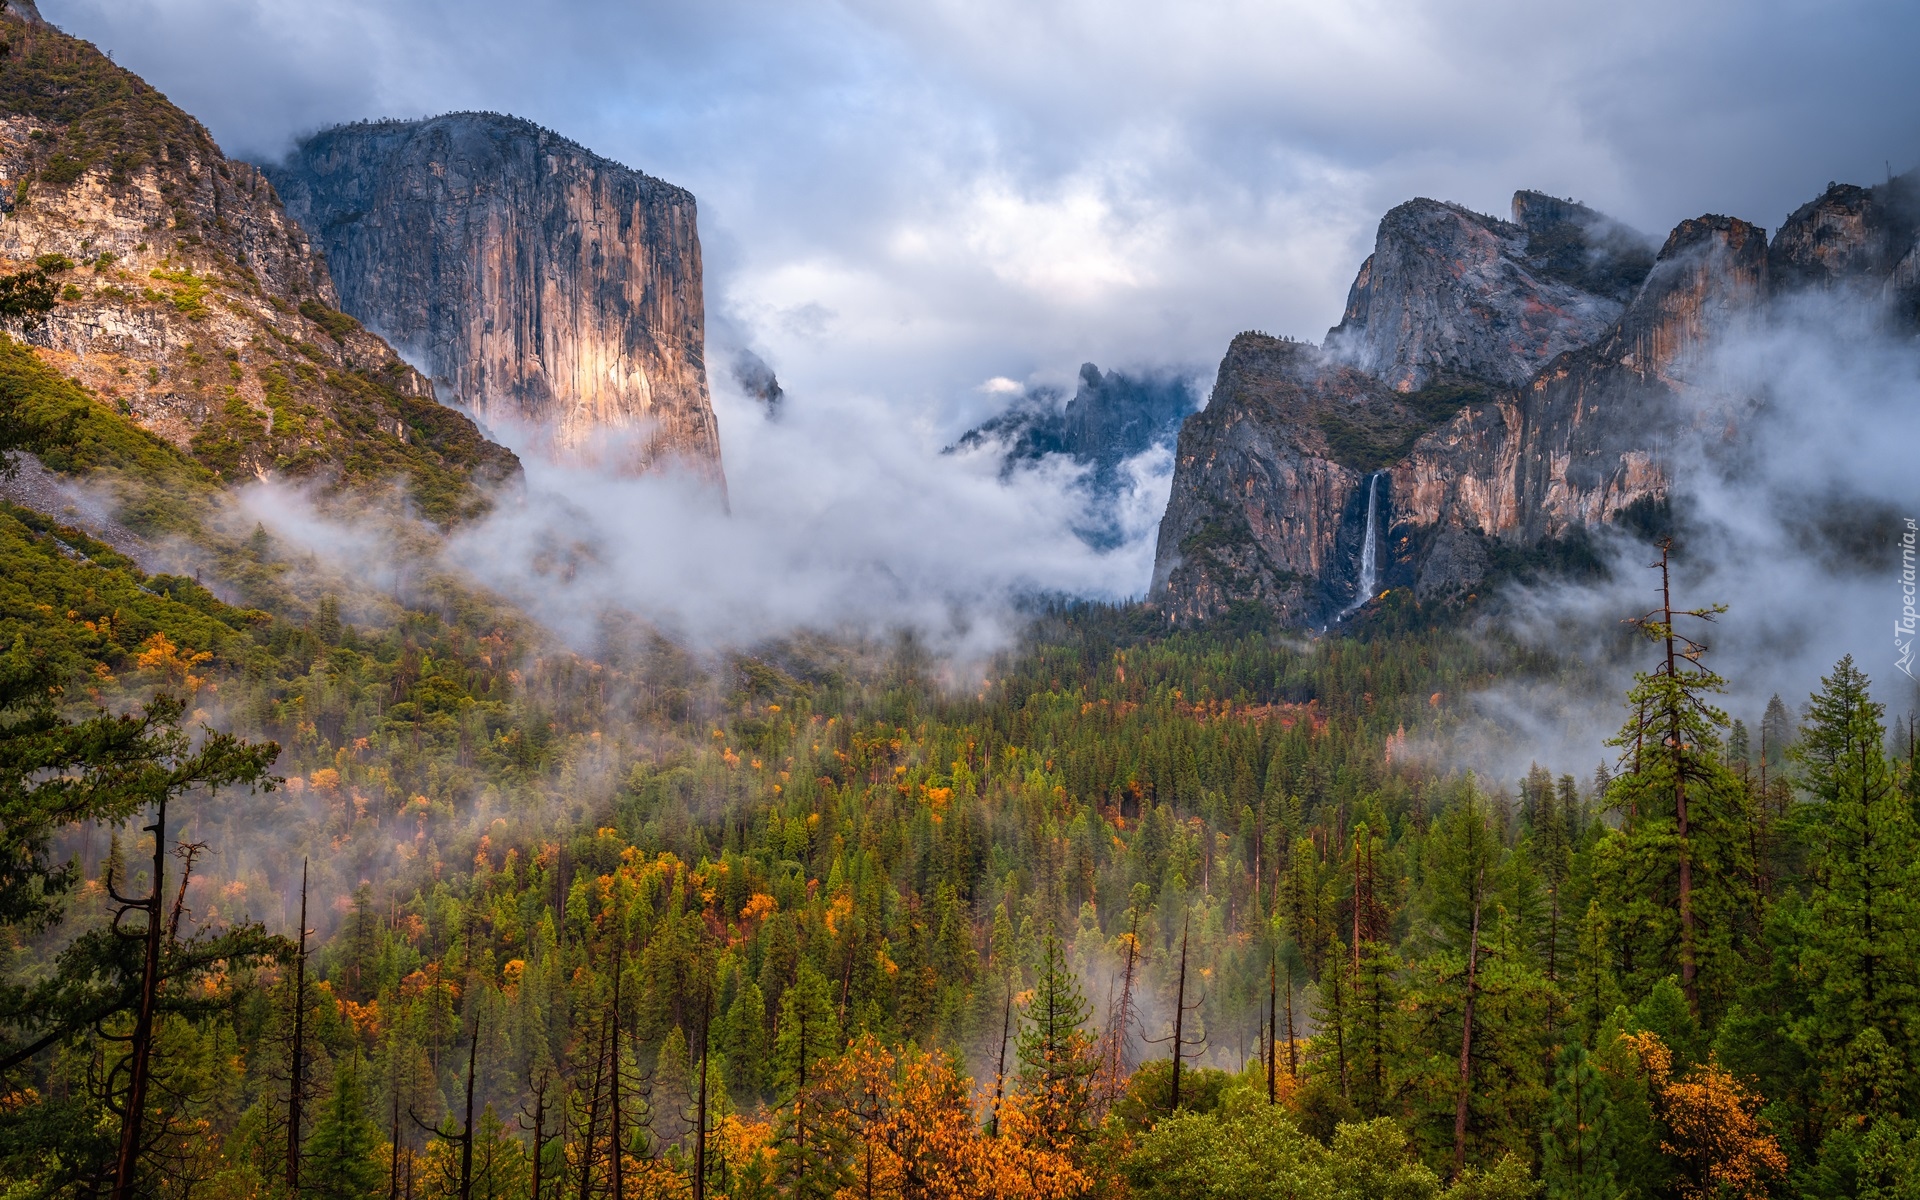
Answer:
[4,329,1920,1200]
[2,5,1919,1199]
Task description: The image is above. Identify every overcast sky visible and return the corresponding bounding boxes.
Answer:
[48,0,1920,431]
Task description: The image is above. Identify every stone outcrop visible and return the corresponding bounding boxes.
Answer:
[1324,193,1654,392]
[1151,172,1904,625]
[1151,338,1410,623]
[0,11,517,521]
[267,115,725,489]
[1770,175,1920,327]
[954,362,1198,480]
[1388,215,1767,597]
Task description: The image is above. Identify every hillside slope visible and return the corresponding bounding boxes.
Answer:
[0,10,517,525]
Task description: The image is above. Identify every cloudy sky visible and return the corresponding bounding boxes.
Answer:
[49,0,1920,430]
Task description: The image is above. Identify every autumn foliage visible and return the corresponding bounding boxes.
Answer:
[816,1036,1088,1200]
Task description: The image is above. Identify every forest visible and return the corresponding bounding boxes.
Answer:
[4,330,1920,1200]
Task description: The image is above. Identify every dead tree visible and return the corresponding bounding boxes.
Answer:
[287,859,310,1194]
[415,1011,481,1200]
[106,794,168,1200]
[1146,915,1206,1113]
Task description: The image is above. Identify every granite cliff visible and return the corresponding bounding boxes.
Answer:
[954,363,1197,479]
[1154,176,1915,625]
[1324,192,1654,391]
[267,115,726,489]
[954,362,1199,548]
[0,9,516,522]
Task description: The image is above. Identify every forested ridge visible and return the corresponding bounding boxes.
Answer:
[4,330,1920,1200]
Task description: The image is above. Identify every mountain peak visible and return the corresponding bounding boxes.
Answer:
[267,115,726,490]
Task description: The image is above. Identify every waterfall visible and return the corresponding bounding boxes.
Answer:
[1339,472,1381,620]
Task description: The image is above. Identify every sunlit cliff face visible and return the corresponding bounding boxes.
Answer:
[268,114,728,492]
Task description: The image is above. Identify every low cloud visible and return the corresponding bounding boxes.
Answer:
[1452,289,1920,787]
[430,373,1168,665]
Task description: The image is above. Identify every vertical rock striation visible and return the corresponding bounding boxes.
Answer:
[267,114,726,490]
[1152,174,1908,626]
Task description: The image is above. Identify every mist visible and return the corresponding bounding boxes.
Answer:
[1440,287,1920,789]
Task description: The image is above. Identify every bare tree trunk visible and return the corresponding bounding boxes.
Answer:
[610,943,623,1200]
[287,859,309,1195]
[390,1080,403,1200]
[1659,545,1698,1011]
[694,991,710,1200]
[989,985,1012,1137]
[1284,969,1297,1076]
[1267,954,1277,1105]
[1170,922,1189,1112]
[109,795,169,1200]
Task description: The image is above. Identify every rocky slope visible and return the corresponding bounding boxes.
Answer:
[266,115,726,489]
[1154,178,1914,625]
[1324,192,1654,391]
[954,362,1197,479]
[0,10,515,523]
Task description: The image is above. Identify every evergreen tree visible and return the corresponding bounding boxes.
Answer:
[1791,657,1920,1118]
[1014,929,1100,1146]
[304,1056,385,1200]
[1350,940,1401,1118]
[1600,555,1752,1016]
[722,980,771,1102]
[1572,901,1624,1042]
[771,963,845,1199]
[1543,1044,1617,1200]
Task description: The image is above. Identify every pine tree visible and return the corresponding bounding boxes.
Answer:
[771,963,845,1198]
[1792,656,1920,1114]
[1350,939,1401,1118]
[1014,929,1100,1146]
[304,1056,385,1200]
[1543,1044,1617,1200]
[1600,549,1752,1016]
[1573,901,1624,1042]
[722,981,770,1102]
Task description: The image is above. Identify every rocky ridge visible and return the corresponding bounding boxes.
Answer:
[0,11,516,523]
[954,362,1198,481]
[1324,193,1654,392]
[1154,175,1918,625]
[267,114,726,491]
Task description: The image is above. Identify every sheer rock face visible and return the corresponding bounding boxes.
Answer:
[1152,187,1796,625]
[954,362,1198,479]
[267,115,726,489]
[0,13,516,515]
[1389,215,1769,588]
[1152,336,1402,624]
[1324,194,1654,392]
[1770,176,1920,326]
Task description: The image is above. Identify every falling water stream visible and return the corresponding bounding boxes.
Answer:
[1338,472,1381,620]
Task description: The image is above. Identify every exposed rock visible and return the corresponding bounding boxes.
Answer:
[1389,214,1768,545]
[1153,188,1779,625]
[0,452,156,566]
[267,114,726,490]
[1324,194,1653,392]
[0,12,516,522]
[1770,174,1920,327]
[732,349,784,417]
[1150,336,1410,623]
[954,362,1198,479]
[955,362,1200,549]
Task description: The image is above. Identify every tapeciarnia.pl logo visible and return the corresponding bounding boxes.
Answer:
[1900,518,1917,680]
